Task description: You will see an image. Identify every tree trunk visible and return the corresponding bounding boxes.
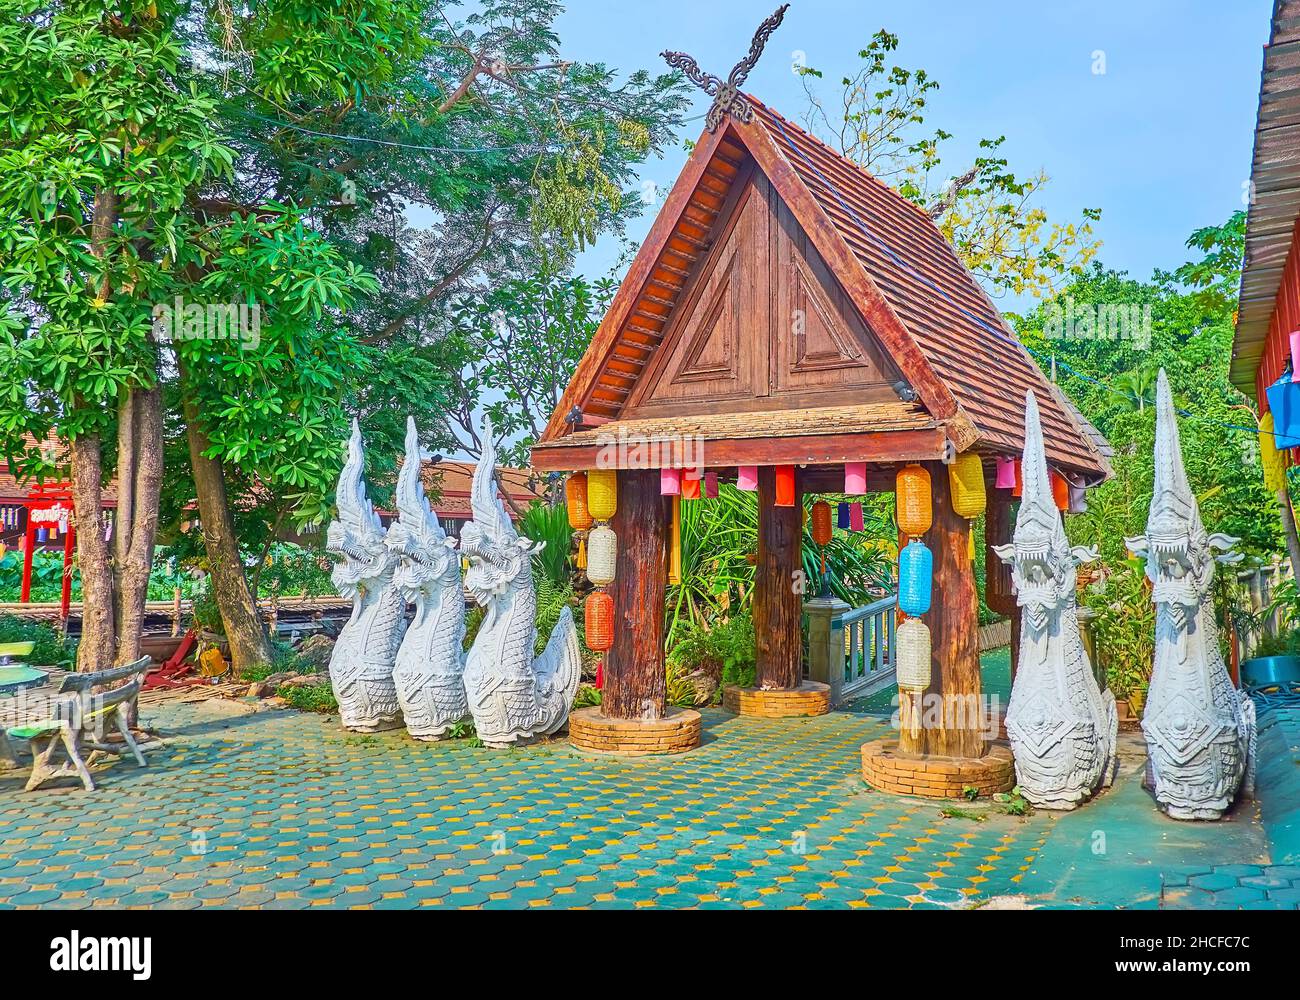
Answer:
[112,386,164,665]
[925,461,985,758]
[754,466,804,690]
[69,430,116,672]
[604,469,668,719]
[180,373,274,673]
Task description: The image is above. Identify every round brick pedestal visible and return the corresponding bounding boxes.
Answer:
[861,739,1015,799]
[723,681,831,718]
[568,706,701,756]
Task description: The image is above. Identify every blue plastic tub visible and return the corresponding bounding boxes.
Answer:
[1240,654,1300,689]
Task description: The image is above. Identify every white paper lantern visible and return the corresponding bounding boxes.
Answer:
[586,524,617,586]
[896,619,932,692]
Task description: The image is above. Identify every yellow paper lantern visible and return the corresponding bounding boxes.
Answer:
[896,464,932,536]
[948,452,986,519]
[1261,412,1288,493]
[587,469,617,521]
[565,473,593,531]
[896,618,931,691]
[586,525,617,586]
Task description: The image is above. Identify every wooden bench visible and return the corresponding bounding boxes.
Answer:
[4,657,151,792]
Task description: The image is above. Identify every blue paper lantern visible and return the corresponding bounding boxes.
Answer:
[837,502,851,529]
[898,540,933,617]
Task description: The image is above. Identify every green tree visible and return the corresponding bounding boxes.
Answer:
[798,29,1101,298]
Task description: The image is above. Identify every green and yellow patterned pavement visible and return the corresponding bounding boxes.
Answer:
[0,695,1057,910]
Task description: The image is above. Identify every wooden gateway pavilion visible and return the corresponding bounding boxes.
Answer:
[531,95,1110,785]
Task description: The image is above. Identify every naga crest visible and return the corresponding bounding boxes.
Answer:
[386,416,458,599]
[459,416,542,602]
[326,419,396,599]
[1125,370,1240,628]
[994,391,1098,632]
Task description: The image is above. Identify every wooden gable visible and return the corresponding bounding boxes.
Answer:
[626,166,902,419]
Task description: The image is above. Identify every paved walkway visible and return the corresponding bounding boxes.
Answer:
[0,664,1295,910]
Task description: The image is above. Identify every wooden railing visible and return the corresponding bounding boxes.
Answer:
[805,594,897,707]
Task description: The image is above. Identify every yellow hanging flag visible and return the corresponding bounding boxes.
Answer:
[1261,411,1288,493]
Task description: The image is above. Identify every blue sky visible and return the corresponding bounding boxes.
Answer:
[560,0,1273,304]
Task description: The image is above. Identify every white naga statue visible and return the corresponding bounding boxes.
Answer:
[384,417,469,740]
[459,418,582,748]
[1127,371,1255,820]
[326,420,407,731]
[997,391,1118,809]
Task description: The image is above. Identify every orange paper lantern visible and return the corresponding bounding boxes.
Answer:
[775,465,796,507]
[584,591,615,652]
[565,473,593,530]
[811,500,832,547]
[896,464,932,536]
[1051,471,1069,512]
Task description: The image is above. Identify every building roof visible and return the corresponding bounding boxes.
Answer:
[1234,0,1300,399]
[415,460,543,521]
[534,96,1109,479]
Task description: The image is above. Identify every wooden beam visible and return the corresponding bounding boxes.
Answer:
[531,427,948,472]
[604,470,669,720]
[924,461,985,758]
[753,466,804,690]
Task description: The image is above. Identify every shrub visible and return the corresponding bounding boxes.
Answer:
[0,614,73,667]
[278,681,338,714]
[669,612,756,691]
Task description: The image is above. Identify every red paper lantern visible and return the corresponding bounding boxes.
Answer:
[811,500,832,547]
[585,591,615,652]
[775,465,796,507]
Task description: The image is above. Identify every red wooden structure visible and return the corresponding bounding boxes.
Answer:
[19,481,76,618]
[533,95,1109,762]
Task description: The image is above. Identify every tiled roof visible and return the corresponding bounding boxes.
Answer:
[539,96,1110,480]
[747,99,1108,476]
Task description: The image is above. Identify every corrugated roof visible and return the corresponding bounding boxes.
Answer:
[1233,0,1300,396]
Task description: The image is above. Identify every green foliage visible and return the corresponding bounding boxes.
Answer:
[521,502,572,588]
[533,577,583,655]
[0,550,79,603]
[439,276,614,466]
[1083,558,1155,699]
[994,787,1032,816]
[962,785,980,801]
[797,28,1100,298]
[278,680,339,714]
[572,684,602,709]
[668,613,756,691]
[0,613,72,667]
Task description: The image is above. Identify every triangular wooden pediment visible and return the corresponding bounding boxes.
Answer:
[626,170,902,417]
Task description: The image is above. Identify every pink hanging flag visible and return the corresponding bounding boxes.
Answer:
[844,462,867,494]
[737,465,759,491]
[704,471,719,498]
[1291,329,1300,383]
[660,467,681,496]
[995,456,1016,489]
[849,502,865,532]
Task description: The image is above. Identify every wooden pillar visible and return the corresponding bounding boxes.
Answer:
[925,461,985,758]
[604,469,668,720]
[984,487,1019,680]
[754,466,803,690]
